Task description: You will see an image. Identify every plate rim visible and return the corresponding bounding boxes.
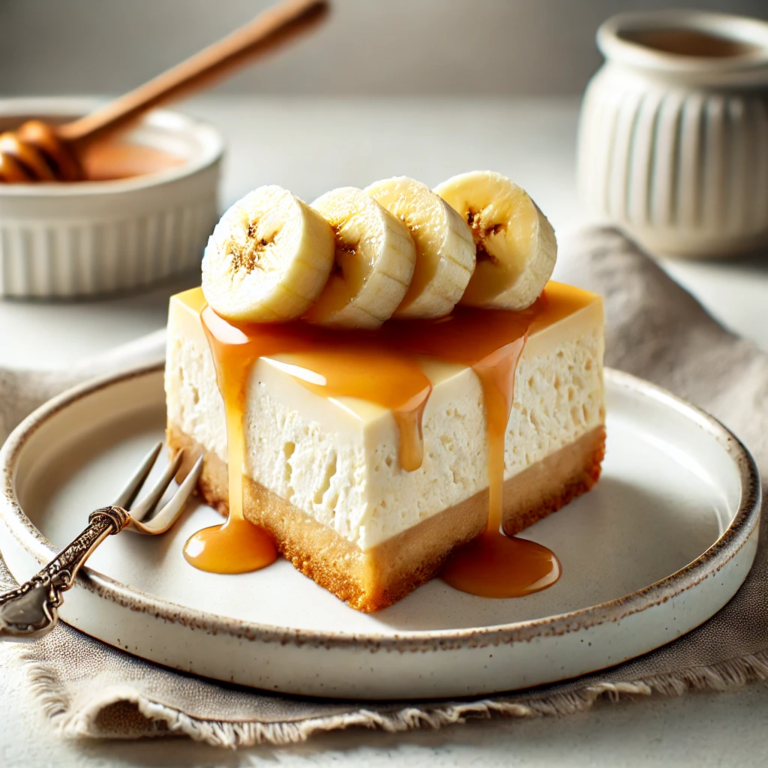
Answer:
[0,362,761,652]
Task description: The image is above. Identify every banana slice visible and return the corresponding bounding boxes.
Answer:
[304,187,416,329]
[202,185,335,323]
[435,171,557,311]
[366,177,476,319]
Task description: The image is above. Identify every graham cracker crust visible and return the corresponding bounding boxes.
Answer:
[169,424,606,612]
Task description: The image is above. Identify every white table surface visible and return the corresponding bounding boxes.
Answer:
[1,96,766,766]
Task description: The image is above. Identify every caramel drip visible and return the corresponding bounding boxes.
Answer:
[183,314,278,574]
[436,309,561,597]
[269,346,432,472]
[184,293,564,597]
[379,300,562,598]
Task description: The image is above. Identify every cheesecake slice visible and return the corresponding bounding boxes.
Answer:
[166,281,605,611]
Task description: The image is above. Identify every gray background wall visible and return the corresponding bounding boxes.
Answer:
[1,0,767,97]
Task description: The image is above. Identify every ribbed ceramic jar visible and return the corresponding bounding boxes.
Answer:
[0,99,223,298]
[578,11,768,258]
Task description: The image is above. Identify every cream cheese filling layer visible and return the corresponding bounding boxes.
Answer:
[165,286,605,551]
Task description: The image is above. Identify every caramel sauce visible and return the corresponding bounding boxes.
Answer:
[0,118,182,183]
[183,514,278,574]
[183,285,575,598]
[394,300,562,597]
[620,28,761,58]
[183,306,435,574]
[183,315,278,574]
[271,347,432,472]
[197,306,434,471]
[81,142,184,181]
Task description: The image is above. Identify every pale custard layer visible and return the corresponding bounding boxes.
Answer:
[165,284,605,551]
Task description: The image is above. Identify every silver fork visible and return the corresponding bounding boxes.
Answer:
[0,443,203,640]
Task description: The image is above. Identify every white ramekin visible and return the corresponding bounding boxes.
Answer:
[0,98,223,298]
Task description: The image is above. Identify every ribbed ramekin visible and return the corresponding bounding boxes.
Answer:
[0,98,223,298]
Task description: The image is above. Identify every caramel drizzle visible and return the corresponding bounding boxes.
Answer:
[438,318,562,598]
[183,316,277,574]
[185,298,562,599]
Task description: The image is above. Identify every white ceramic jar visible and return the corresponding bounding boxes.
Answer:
[578,11,768,258]
[0,98,223,297]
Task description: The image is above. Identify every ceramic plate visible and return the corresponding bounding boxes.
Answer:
[0,364,760,699]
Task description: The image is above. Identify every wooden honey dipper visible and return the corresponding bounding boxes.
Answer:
[0,0,328,183]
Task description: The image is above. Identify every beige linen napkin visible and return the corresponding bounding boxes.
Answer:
[0,228,766,747]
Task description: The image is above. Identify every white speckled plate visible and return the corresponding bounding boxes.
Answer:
[0,364,761,699]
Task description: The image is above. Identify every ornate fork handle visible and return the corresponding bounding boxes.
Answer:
[0,506,129,640]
